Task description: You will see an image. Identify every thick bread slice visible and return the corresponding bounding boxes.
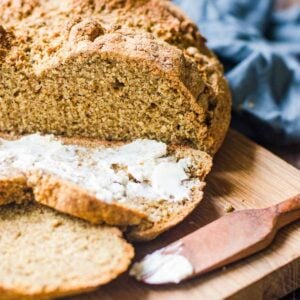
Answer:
[0,174,145,227]
[0,202,133,300]
[0,0,231,155]
[0,134,212,241]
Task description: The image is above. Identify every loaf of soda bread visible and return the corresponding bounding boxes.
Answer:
[0,1,231,298]
[0,0,231,154]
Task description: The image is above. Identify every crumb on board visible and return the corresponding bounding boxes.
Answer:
[224,204,235,213]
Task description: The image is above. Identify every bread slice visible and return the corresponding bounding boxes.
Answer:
[126,145,211,241]
[0,202,133,300]
[0,0,231,155]
[0,134,212,241]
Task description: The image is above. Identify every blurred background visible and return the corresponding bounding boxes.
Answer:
[174,0,300,171]
[174,1,300,298]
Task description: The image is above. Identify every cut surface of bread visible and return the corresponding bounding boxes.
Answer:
[0,202,133,300]
[0,134,212,240]
[0,0,231,154]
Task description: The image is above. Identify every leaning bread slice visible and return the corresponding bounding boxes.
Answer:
[0,202,133,300]
[0,134,145,226]
[0,134,212,240]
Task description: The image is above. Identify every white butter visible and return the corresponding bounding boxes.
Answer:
[0,134,199,203]
[151,161,189,200]
[130,241,194,284]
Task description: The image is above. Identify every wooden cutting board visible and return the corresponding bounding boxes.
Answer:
[69,130,300,300]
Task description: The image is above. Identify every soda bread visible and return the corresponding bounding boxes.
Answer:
[0,202,133,300]
[0,0,231,154]
[0,134,212,241]
[0,1,230,298]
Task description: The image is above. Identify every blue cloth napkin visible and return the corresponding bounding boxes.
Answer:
[174,0,300,145]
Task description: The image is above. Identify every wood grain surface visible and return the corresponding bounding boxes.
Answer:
[68,130,300,300]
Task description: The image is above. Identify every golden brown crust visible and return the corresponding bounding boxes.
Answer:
[62,29,205,99]
[27,170,145,226]
[158,0,232,153]
[0,174,31,206]
[0,0,231,154]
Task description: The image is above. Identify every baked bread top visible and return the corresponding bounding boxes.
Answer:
[0,0,231,154]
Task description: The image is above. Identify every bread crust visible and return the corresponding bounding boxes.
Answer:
[0,0,231,154]
[27,170,146,226]
[0,174,31,206]
[127,186,205,241]
[0,135,146,226]
[0,134,212,241]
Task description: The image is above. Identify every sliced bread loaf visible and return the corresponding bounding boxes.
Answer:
[0,202,133,300]
[0,134,212,241]
[0,0,231,154]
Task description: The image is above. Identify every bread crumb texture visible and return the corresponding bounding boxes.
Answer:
[0,134,212,240]
[0,134,202,203]
[0,0,231,154]
[0,202,134,300]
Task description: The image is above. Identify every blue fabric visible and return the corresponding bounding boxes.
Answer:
[173,0,300,145]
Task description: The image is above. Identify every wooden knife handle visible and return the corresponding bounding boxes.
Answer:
[274,194,300,229]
